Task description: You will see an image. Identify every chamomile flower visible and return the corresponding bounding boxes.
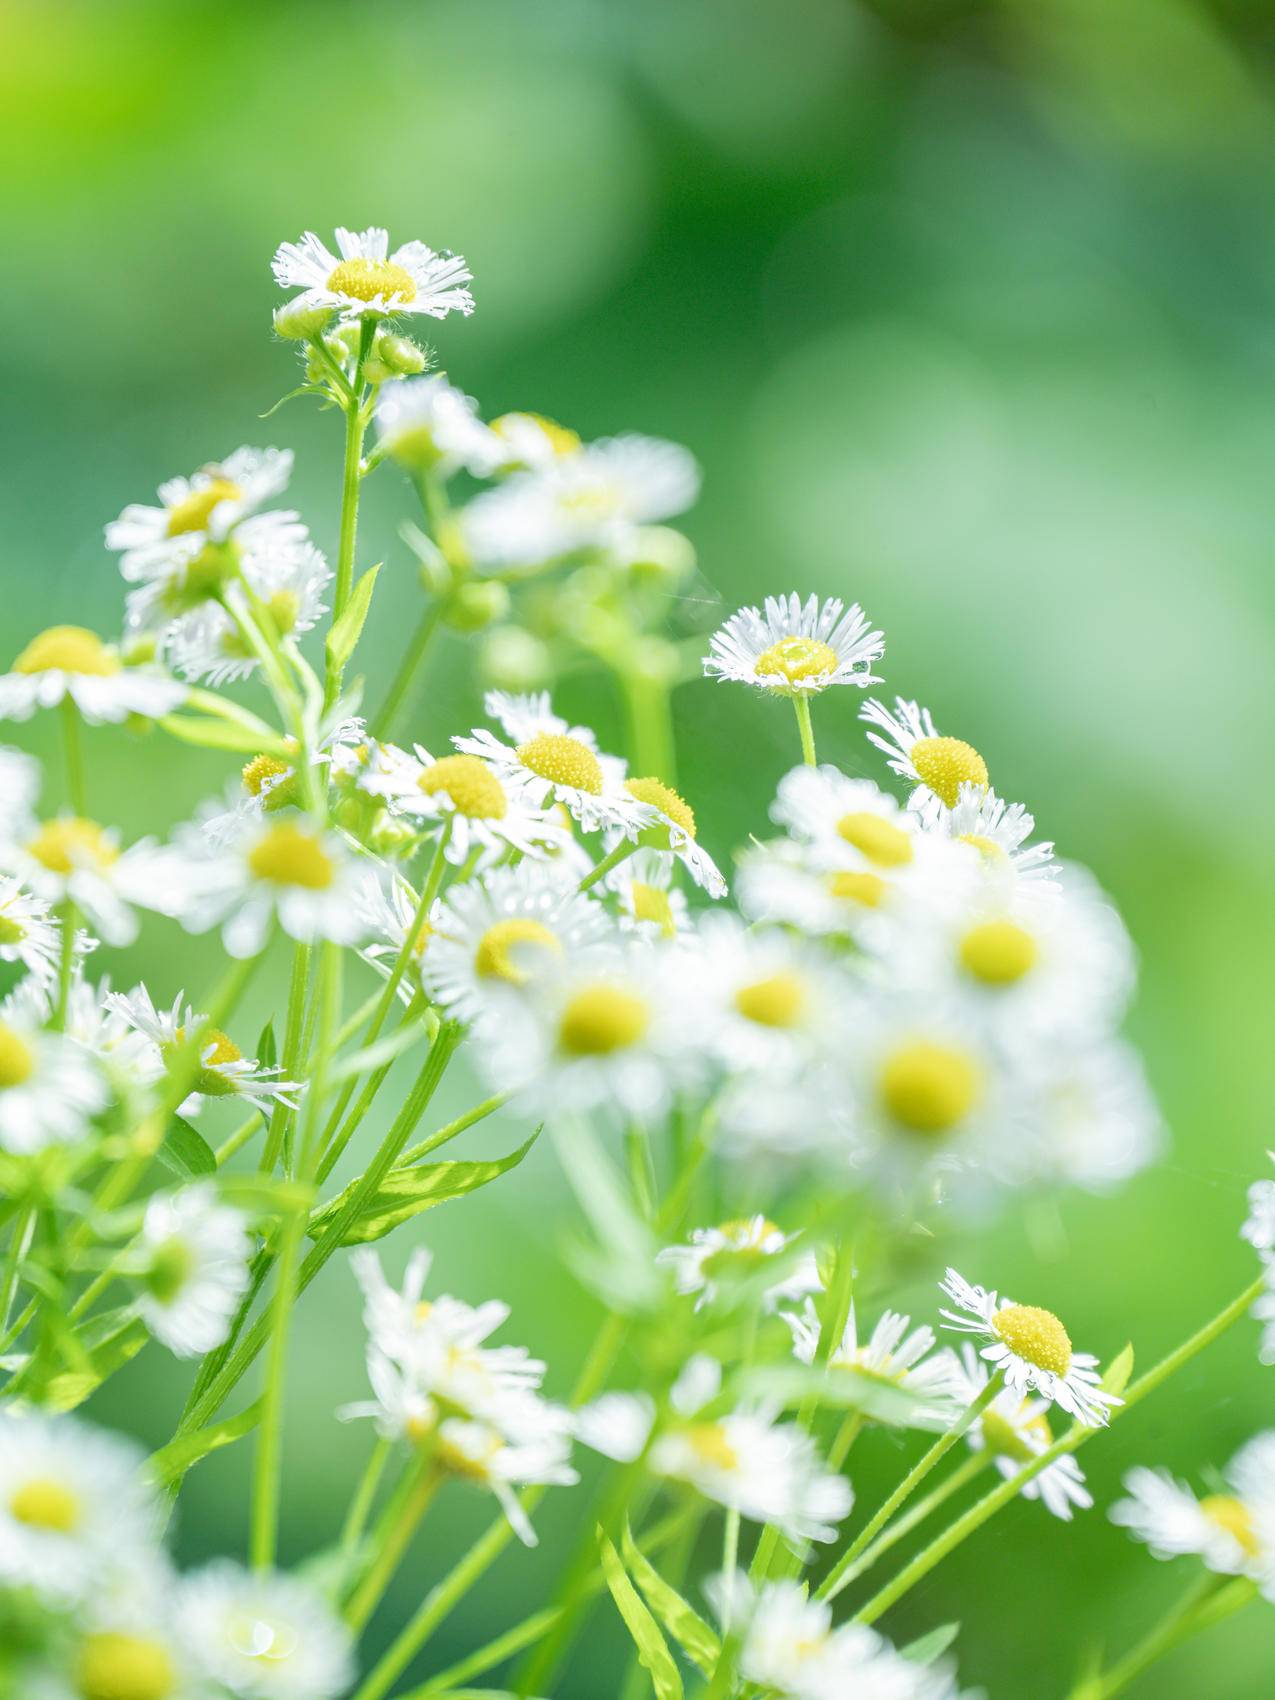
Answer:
[272,225,474,323]
[357,875,442,1005]
[375,375,504,476]
[0,1016,106,1154]
[120,510,309,639]
[163,536,332,687]
[939,1267,1120,1427]
[607,848,691,940]
[377,744,566,867]
[133,1184,253,1359]
[657,1218,823,1312]
[489,410,582,472]
[1111,1436,1275,1591]
[786,1301,965,1431]
[421,861,611,1023]
[177,1562,355,1700]
[948,1344,1092,1520]
[771,765,923,873]
[1018,1040,1162,1192]
[105,446,295,573]
[861,697,989,813]
[931,783,1057,888]
[604,772,728,898]
[25,1599,196,1700]
[691,913,846,1074]
[704,593,884,697]
[0,626,185,724]
[4,815,181,946]
[104,985,302,1117]
[0,1412,162,1602]
[434,1410,578,1547]
[0,877,62,981]
[736,839,907,945]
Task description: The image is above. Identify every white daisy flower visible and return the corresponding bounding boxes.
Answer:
[0,626,185,724]
[0,1015,106,1154]
[657,1218,823,1313]
[33,969,162,1099]
[105,445,294,573]
[357,875,443,1006]
[1018,1039,1162,1193]
[704,593,884,697]
[177,1561,355,1700]
[121,508,308,637]
[488,410,582,472]
[603,771,728,899]
[689,912,847,1075]
[1251,1268,1275,1368]
[0,1412,162,1602]
[104,984,302,1117]
[948,1344,1092,1520]
[770,765,926,873]
[434,1409,578,1548]
[607,847,691,940]
[24,1594,197,1700]
[375,743,567,868]
[1243,1154,1275,1260]
[736,839,910,946]
[375,375,505,476]
[786,1301,965,1431]
[860,697,989,813]
[133,1184,253,1359]
[1111,1440,1275,1590]
[939,1267,1121,1427]
[420,860,611,1023]
[931,782,1057,887]
[162,536,332,687]
[272,225,474,323]
[0,877,63,981]
[4,815,182,947]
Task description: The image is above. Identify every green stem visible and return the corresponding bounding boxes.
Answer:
[60,696,86,813]
[577,839,637,894]
[0,1204,35,1338]
[619,667,675,781]
[792,692,817,765]
[261,942,311,1176]
[326,318,375,707]
[345,1460,440,1633]
[1085,1574,1253,1700]
[374,597,444,739]
[52,901,78,1030]
[398,1093,508,1166]
[822,1449,991,1602]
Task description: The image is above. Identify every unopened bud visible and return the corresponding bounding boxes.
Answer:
[273,301,334,341]
[445,580,510,632]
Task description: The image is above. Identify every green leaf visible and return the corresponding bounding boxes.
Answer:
[157,1115,217,1179]
[256,1020,277,1071]
[1103,1342,1135,1399]
[622,1522,719,1673]
[158,714,291,756]
[148,1399,263,1486]
[326,563,381,673]
[899,1623,960,1665]
[44,1316,149,1411]
[306,1135,538,1247]
[598,1529,683,1700]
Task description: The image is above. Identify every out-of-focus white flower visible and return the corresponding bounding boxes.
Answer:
[104,984,302,1117]
[105,446,295,574]
[272,225,474,323]
[0,877,62,982]
[1112,1435,1275,1597]
[162,534,332,687]
[134,1184,253,1358]
[704,594,883,697]
[604,772,727,899]
[0,1015,105,1154]
[658,1218,822,1313]
[375,744,567,868]
[1243,1154,1275,1260]
[1018,1040,1162,1193]
[375,375,504,476]
[488,410,582,472]
[0,627,185,724]
[861,697,988,813]
[786,1301,964,1431]
[0,744,41,831]
[947,1344,1092,1520]
[931,782,1057,888]
[3,814,177,947]
[434,1410,578,1547]
[178,1561,356,1700]
[688,913,848,1076]
[607,847,690,940]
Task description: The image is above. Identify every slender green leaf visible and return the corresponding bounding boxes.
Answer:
[899,1623,960,1665]
[622,1522,719,1673]
[158,714,290,755]
[1103,1342,1135,1399]
[598,1529,683,1700]
[326,563,381,672]
[306,1135,538,1247]
[157,1115,217,1180]
[256,1020,277,1071]
[44,1316,149,1411]
[149,1399,263,1485]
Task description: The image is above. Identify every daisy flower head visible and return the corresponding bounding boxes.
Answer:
[771,765,923,873]
[949,1344,1092,1520]
[736,839,903,947]
[177,1561,355,1700]
[0,876,62,982]
[24,1591,198,1700]
[690,912,847,1075]
[704,593,884,697]
[1251,1269,1275,1368]
[939,1267,1121,1427]
[357,874,443,1006]
[104,445,294,573]
[607,847,691,941]
[488,410,583,472]
[656,1217,823,1312]
[272,224,474,323]
[132,1183,253,1359]
[0,742,40,828]
[434,1407,578,1547]
[933,782,1057,888]
[377,742,567,868]
[120,508,307,637]
[0,1014,106,1155]
[1111,1440,1275,1588]
[375,374,505,477]
[604,770,728,899]
[0,1412,161,1603]
[162,532,332,687]
[861,696,989,814]
[786,1300,965,1431]
[0,626,185,724]
[7,814,182,946]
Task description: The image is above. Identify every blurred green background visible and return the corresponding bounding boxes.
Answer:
[3,0,1274,1692]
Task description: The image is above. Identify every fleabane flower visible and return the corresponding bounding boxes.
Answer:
[104,445,295,575]
[433,1407,578,1547]
[375,375,504,477]
[177,1561,356,1700]
[28,1598,196,1700]
[771,765,924,873]
[861,696,989,813]
[786,1301,965,1431]
[1111,1433,1275,1595]
[1243,1154,1275,1261]
[488,410,582,472]
[607,848,691,941]
[689,913,847,1075]
[104,984,302,1117]
[704,593,884,696]
[0,1015,106,1154]
[0,626,185,724]
[657,1218,823,1313]
[939,1267,1121,1427]
[931,782,1057,888]
[0,877,63,982]
[272,225,474,323]
[375,743,567,868]
[357,875,443,1006]
[133,1183,253,1358]
[4,815,182,947]
[948,1343,1092,1520]
[604,771,728,899]
[162,532,332,687]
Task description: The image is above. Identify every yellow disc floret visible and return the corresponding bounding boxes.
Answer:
[75,1631,176,1700]
[909,737,988,809]
[26,818,119,876]
[558,983,649,1055]
[0,1021,35,1089]
[982,1401,1052,1464]
[959,919,1038,986]
[684,1422,739,1472]
[625,777,696,838]
[326,256,417,304]
[492,412,581,458]
[1200,1495,1260,1559]
[165,478,242,538]
[516,733,603,795]
[753,635,839,688]
[418,755,508,820]
[734,973,807,1029]
[474,918,560,985]
[10,1475,80,1532]
[242,753,293,800]
[630,882,676,937]
[992,1304,1073,1378]
[13,626,120,678]
[958,832,1009,865]
[828,870,886,908]
[879,1040,980,1135]
[247,822,334,889]
[836,812,913,868]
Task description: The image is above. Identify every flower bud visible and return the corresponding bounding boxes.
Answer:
[623,526,696,582]
[273,301,334,341]
[445,580,511,633]
[480,625,553,692]
[366,332,428,382]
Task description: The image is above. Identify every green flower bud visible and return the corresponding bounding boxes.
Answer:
[480,625,553,692]
[446,581,511,632]
[273,301,335,340]
[623,526,696,581]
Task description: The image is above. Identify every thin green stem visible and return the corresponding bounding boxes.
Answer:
[577,839,637,893]
[0,1204,35,1338]
[792,692,816,765]
[261,942,311,1175]
[619,667,675,781]
[345,1460,440,1633]
[823,1449,991,1602]
[338,1437,391,1583]
[398,1093,509,1166]
[52,900,78,1030]
[1086,1574,1253,1700]
[326,317,375,707]
[374,597,444,739]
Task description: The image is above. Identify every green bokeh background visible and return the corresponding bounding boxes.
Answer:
[3,0,1274,1692]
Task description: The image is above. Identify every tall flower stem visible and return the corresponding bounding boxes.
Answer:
[261,941,310,1175]
[345,1455,440,1632]
[792,692,817,765]
[1073,1573,1253,1700]
[326,317,376,709]
[374,597,444,739]
[822,1449,991,1603]
[577,839,637,893]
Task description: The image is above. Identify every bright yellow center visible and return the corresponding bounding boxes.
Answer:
[700,1219,783,1281]
[474,918,560,984]
[879,1040,980,1135]
[165,478,243,537]
[437,1429,503,1483]
[418,755,508,820]
[684,1422,739,1472]
[631,882,676,937]
[1201,1495,1261,1559]
[75,1632,175,1700]
[558,983,649,1055]
[516,733,603,795]
[836,812,913,867]
[909,736,988,809]
[10,1476,80,1532]
[242,753,293,798]
[982,1402,1052,1463]
[992,1304,1073,1377]
[0,1022,35,1089]
[828,870,886,908]
[13,626,120,677]
[167,1024,244,1099]
[753,636,839,687]
[492,412,581,458]
[734,972,807,1029]
[26,817,119,876]
[625,777,696,837]
[246,822,335,889]
[958,832,1008,864]
[959,919,1038,986]
[326,256,417,304]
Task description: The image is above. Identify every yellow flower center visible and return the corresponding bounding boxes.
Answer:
[0,1021,35,1089]
[959,919,1038,986]
[437,1429,503,1483]
[909,736,988,809]
[684,1422,739,1472]
[958,832,1008,864]
[836,812,913,867]
[827,870,886,908]
[26,817,119,876]
[246,822,335,889]
[516,733,603,795]
[165,477,243,537]
[734,972,807,1029]
[13,626,121,677]
[10,1475,80,1532]
[981,1402,1052,1463]
[630,882,676,937]
[625,777,696,837]
[1200,1495,1261,1559]
[0,913,25,945]
[75,1631,175,1700]
[418,755,508,820]
[474,918,561,985]
[992,1304,1073,1377]
[753,636,839,687]
[242,753,293,799]
[326,256,418,304]
[700,1219,783,1281]
[878,1040,981,1135]
[165,1024,244,1099]
[492,412,581,458]
[558,983,649,1055]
